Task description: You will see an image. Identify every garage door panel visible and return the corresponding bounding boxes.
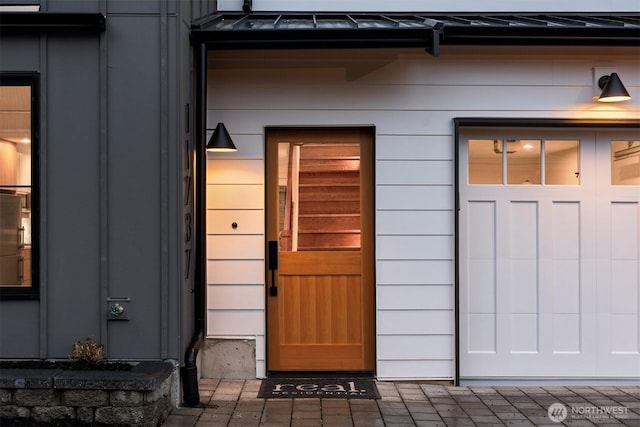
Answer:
[468,259,496,313]
[467,201,496,259]
[510,202,538,259]
[597,314,640,377]
[509,313,538,353]
[509,260,538,314]
[551,202,581,259]
[611,202,639,260]
[611,314,639,353]
[612,261,639,314]
[552,313,581,353]
[467,313,496,353]
[552,260,581,314]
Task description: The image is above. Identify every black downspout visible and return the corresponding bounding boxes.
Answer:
[180,41,207,408]
[453,119,460,387]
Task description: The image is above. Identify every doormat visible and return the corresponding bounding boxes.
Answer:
[258,377,380,399]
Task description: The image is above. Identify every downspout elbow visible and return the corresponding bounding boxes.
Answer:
[181,330,203,407]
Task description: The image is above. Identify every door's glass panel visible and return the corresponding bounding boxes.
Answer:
[468,139,502,184]
[545,140,580,185]
[611,140,640,185]
[0,85,32,288]
[507,139,540,185]
[278,141,361,251]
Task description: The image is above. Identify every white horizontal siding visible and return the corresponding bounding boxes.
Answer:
[206,185,264,209]
[376,135,452,160]
[377,360,454,380]
[377,236,453,260]
[206,156,266,350]
[378,285,453,310]
[207,285,264,310]
[378,260,453,285]
[207,260,264,285]
[378,335,453,360]
[207,310,264,336]
[210,108,639,138]
[206,159,263,184]
[207,235,263,260]
[378,310,453,335]
[207,210,264,235]
[212,85,608,112]
[207,48,640,380]
[376,186,453,210]
[377,160,453,185]
[377,211,453,235]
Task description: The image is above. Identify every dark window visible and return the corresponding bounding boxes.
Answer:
[0,73,38,299]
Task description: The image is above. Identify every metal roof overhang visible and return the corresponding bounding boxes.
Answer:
[0,12,106,33]
[191,12,640,56]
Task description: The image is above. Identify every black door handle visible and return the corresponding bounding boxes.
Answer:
[268,241,278,296]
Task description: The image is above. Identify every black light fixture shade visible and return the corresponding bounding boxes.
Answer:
[598,73,631,103]
[206,122,237,152]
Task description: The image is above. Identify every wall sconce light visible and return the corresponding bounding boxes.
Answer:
[206,123,237,152]
[598,73,631,103]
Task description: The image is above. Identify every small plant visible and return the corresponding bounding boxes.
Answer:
[70,337,105,365]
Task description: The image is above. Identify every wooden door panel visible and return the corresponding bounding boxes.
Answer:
[280,345,362,370]
[279,273,363,369]
[278,276,362,344]
[280,275,362,344]
[279,251,360,275]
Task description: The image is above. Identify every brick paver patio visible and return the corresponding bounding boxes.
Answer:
[163,379,640,426]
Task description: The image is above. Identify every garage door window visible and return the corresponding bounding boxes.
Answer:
[469,139,579,185]
[611,140,640,185]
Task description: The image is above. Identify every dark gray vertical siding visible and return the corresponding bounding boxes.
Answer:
[0,35,41,358]
[106,16,162,359]
[167,14,184,361]
[0,0,198,361]
[0,303,39,357]
[0,35,40,70]
[46,0,100,12]
[46,36,102,357]
[178,0,198,360]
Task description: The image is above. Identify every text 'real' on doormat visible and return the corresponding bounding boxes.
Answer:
[258,378,380,399]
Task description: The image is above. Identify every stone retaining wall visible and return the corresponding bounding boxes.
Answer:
[0,361,175,426]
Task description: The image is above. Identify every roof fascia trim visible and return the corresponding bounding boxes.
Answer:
[0,12,106,32]
[454,117,640,128]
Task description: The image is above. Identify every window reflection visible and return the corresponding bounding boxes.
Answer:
[468,139,502,184]
[545,140,580,185]
[507,140,540,185]
[0,84,32,288]
[611,140,640,185]
[469,138,581,186]
[278,142,361,251]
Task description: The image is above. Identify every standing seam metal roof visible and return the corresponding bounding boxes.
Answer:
[191,12,640,55]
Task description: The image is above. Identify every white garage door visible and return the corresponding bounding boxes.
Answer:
[459,128,640,380]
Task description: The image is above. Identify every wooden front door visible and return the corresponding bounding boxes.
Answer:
[266,128,374,372]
